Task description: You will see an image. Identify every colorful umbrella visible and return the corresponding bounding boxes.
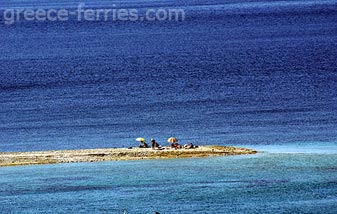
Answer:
[136,138,146,143]
[167,137,178,144]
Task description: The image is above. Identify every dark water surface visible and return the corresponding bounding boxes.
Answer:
[1,0,337,151]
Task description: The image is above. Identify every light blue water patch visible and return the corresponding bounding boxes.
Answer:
[238,141,337,154]
[0,152,337,213]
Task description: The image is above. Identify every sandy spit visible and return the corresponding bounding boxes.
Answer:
[0,146,257,167]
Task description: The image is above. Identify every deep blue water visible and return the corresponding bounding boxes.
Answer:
[1,0,337,152]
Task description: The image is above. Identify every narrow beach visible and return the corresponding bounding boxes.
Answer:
[0,146,257,167]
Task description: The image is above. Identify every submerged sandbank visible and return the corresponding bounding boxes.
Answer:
[0,146,257,167]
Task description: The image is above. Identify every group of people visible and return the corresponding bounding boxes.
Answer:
[138,138,197,150]
[138,138,159,149]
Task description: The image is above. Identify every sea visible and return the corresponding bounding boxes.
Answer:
[0,0,337,213]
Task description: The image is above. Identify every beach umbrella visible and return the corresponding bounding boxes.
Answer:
[136,138,146,143]
[167,137,178,144]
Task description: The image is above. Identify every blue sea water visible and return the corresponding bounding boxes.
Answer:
[0,0,337,151]
[1,146,337,213]
[0,0,337,213]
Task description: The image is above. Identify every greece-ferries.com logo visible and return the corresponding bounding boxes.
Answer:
[2,3,186,25]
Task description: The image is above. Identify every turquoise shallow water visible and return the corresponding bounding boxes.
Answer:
[1,144,337,213]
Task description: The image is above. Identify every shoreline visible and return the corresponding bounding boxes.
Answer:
[0,146,257,167]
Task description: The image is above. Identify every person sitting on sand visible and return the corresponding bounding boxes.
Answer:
[139,142,149,148]
[151,139,160,149]
[171,142,182,149]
